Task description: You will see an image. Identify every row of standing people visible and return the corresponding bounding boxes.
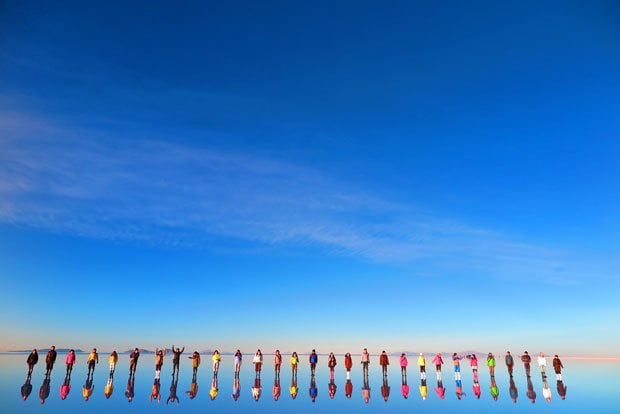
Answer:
[25,347,565,381]
[23,347,566,404]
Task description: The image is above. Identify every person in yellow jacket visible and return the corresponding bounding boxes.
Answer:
[108,351,118,376]
[188,351,201,376]
[212,350,221,375]
[87,348,99,376]
[290,352,299,375]
[417,353,427,380]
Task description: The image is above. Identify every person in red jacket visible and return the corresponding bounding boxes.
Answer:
[521,351,532,377]
[327,352,337,380]
[379,351,389,376]
[344,353,353,379]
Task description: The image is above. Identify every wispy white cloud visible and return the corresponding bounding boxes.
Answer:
[0,109,601,283]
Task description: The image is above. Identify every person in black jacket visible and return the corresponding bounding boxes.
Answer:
[505,351,514,377]
[171,345,185,376]
[45,346,57,376]
[27,349,39,378]
[129,348,140,376]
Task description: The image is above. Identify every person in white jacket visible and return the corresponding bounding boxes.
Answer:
[537,353,547,374]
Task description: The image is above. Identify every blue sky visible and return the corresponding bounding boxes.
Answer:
[0,1,619,355]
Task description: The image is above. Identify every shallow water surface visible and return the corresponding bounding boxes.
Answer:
[2,353,617,413]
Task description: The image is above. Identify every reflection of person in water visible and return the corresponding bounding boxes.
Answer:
[556,379,567,400]
[380,350,390,376]
[125,373,135,402]
[39,374,51,404]
[308,375,317,402]
[60,374,71,400]
[553,355,564,380]
[234,350,242,376]
[490,375,499,401]
[417,353,426,380]
[65,349,76,376]
[104,375,114,399]
[209,373,218,400]
[166,372,180,405]
[21,376,33,401]
[382,375,391,401]
[505,351,515,377]
[232,375,241,401]
[472,379,481,399]
[328,376,337,399]
[542,375,552,402]
[155,348,166,379]
[87,348,99,376]
[455,379,464,400]
[509,376,518,403]
[150,378,161,402]
[309,349,318,376]
[401,374,410,399]
[345,378,353,399]
[252,376,263,401]
[521,351,532,377]
[273,375,281,400]
[434,379,445,400]
[27,349,39,378]
[108,351,118,376]
[129,348,140,376]
[45,346,57,376]
[345,353,353,379]
[526,375,536,403]
[187,371,199,399]
[171,345,185,376]
[418,378,427,400]
[290,351,299,375]
[362,373,371,404]
[432,353,443,380]
[328,352,337,380]
[289,375,298,399]
[82,374,94,401]
[400,368,409,399]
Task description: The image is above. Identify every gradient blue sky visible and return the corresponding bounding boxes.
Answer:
[1,1,619,355]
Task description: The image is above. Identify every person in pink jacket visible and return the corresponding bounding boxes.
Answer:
[399,353,408,379]
[65,350,76,376]
[432,353,443,380]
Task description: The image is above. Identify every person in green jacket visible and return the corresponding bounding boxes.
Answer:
[486,353,496,377]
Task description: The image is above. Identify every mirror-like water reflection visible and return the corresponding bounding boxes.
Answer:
[2,353,618,413]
